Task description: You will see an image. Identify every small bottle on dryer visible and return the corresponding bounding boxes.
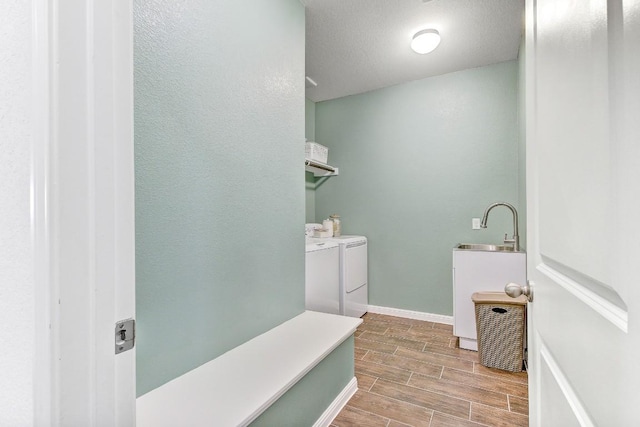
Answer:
[322,219,334,237]
[330,214,341,237]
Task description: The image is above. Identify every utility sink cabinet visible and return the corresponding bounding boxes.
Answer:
[453,246,526,351]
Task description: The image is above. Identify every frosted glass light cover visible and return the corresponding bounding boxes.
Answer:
[411,29,441,54]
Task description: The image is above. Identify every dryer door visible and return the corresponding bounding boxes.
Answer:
[345,242,367,293]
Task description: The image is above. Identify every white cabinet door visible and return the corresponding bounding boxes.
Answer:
[525,0,640,424]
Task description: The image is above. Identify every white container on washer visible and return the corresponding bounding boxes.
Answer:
[322,219,334,237]
[305,142,329,163]
[330,214,341,237]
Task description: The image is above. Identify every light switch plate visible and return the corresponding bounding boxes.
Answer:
[472,218,481,229]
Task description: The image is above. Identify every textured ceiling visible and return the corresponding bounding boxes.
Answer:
[303,0,524,102]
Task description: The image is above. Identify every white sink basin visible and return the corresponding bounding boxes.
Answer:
[455,243,520,252]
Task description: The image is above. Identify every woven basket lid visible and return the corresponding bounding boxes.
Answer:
[471,291,527,305]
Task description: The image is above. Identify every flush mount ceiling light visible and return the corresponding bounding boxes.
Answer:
[410,29,441,54]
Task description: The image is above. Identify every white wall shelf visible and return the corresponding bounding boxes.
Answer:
[305,158,339,177]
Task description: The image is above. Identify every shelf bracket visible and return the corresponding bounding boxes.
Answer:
[305,159,339,177]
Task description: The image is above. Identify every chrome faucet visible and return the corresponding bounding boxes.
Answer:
[480,202,520,251]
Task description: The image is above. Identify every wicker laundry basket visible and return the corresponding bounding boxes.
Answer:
[472,292,527,372]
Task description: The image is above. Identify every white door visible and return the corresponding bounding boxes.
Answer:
[35,1,136,424]
[524,0,640,425]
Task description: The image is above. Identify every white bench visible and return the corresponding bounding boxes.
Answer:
[137,311,362,426]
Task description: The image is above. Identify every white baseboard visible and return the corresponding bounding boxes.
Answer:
[313,376,358,427]
[367,305,453,325]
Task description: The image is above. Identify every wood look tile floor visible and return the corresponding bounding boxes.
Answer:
[331,313,528,427]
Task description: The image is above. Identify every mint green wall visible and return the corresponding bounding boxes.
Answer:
[134,0,305,396]
[305,98,317,223]
[315,61,520,315]
[250,337,354,426]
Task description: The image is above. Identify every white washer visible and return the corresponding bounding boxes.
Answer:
[305,239,340,314]
[330,235,368,318]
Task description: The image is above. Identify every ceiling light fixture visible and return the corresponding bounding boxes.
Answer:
[410,29,441,54]
[305,76,318,88]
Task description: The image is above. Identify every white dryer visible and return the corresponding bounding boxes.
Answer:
[305,239,340,315]
[331,235,368,318]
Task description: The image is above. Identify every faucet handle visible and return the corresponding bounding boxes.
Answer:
[503,233,515,244]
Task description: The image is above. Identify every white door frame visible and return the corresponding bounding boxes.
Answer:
[33,0,135,424]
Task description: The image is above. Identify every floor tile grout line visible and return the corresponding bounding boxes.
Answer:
[400,369,519,408]
[354,338,398,354]
[432,410,491,427]
[388,329,457,339]
[360,387,440,416]
[396,346,478,365]
[416,381,480,410]
[471,362,529,385]
[340,404,391,425]
[471,401,530,420]
[370,375,481,409]
[343,401,426,427]
[392,352,475,374]
[440,366,529,399]
[468,363,529,386]
[358,350,450,379]
[360,332,432,349]
[359,343,479,373]
[384,335,460,352]
[422,345,481,364]
[368,377,378,392]
[371,326,433,338]
[507,394,528,414]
